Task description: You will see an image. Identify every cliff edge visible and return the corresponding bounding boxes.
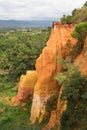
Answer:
[30,22,76,125]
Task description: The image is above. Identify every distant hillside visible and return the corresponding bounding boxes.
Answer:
[61,1,87,23]
[0,20,53,28]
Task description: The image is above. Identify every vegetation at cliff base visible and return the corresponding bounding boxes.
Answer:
[0,74,41,130]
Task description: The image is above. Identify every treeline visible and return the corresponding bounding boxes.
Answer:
[0,28,51,80]
[61,1,87,23]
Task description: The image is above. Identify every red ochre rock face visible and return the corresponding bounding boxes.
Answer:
[42,86,67,130]
[12,71,37,105]
[30,22,76,125]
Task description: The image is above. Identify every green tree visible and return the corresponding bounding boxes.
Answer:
[71,22,87,58]
[84,1,87,6]
[72,22,87,42]
[55,57,87,130]
[60,15,72,24]
[0,28,50,80]
[72,9,77,16]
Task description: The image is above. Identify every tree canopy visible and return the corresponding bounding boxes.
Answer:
[0,28,50,80]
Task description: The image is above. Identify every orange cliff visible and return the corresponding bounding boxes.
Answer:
[43,33,87,130]
[30,22,76,124]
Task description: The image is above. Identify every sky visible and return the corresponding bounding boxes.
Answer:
[0,0,86,20]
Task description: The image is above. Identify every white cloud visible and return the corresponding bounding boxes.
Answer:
[0,0,86,20]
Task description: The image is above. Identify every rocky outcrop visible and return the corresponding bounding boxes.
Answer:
[12,71,37,105]
[30,22,76,125]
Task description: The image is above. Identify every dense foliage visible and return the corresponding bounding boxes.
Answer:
[60,1,87,23]
[72,22,87,41]
[0,27,51,130]
[55,57,87,130]
[71,22,87,59]
[60,15,72,24]
[0,28,50,80]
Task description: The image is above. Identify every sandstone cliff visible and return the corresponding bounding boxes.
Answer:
[43,32,87,130]
[12,71,37,105]
[30,22,76,126]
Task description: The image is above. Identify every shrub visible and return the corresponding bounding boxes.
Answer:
[55,57,87,130]
[60,15,72,24]
[70,22,87,59]
[72,22,87,41]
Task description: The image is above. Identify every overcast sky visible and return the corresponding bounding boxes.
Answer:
[0,0,86,20]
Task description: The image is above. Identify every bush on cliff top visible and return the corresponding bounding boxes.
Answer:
[69,22,87,59]
[72,22,87,41]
